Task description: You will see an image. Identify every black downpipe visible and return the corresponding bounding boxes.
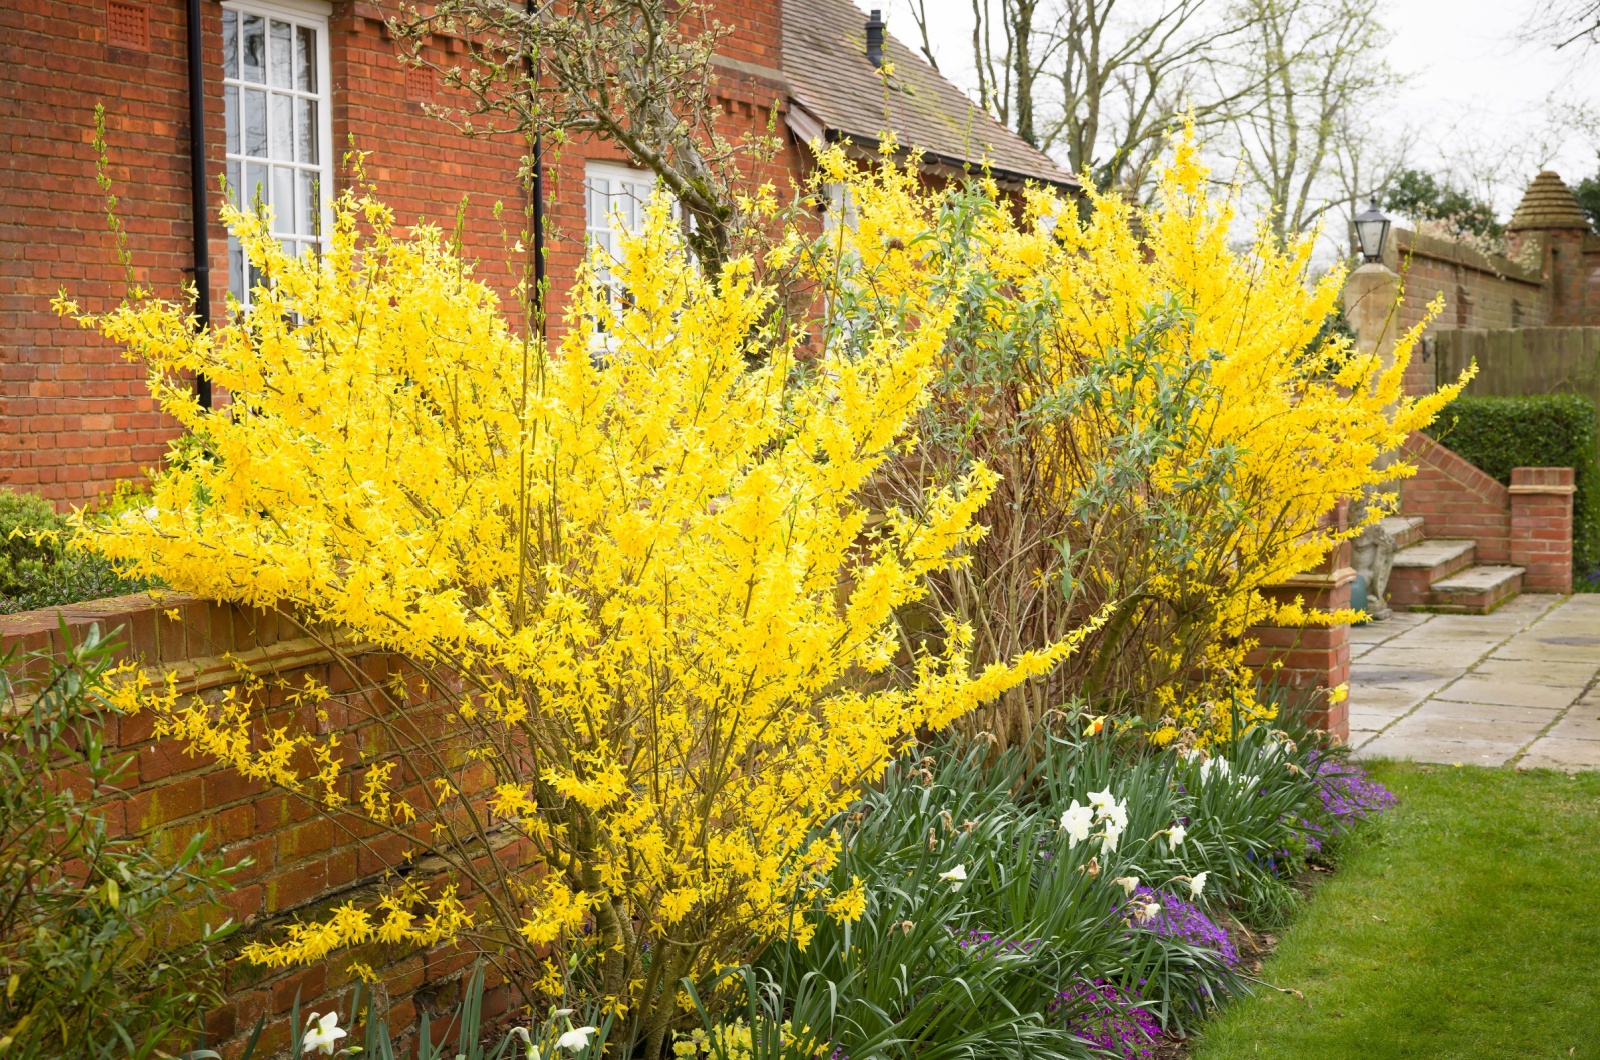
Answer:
[185,0,213,408]
[527,0,545,337]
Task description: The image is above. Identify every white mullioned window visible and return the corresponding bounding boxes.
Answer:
[583,160,658,330]
[221,0,333,307]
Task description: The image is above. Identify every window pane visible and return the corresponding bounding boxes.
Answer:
[295,26,315,92]
[244,88,266,156]
[229,238,245,303]
[273,167,295,232]
[224,85,239,154]
[270,93,292,159]
[587,181,607,230]
[226,159,241,210]
[242,14,264,82]
[296,98,317,164]
[298,170,317,237]
[269,21,292,88]
[222,10,237,79]
[244,161,269,211]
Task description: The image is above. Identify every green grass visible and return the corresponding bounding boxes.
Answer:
[1194,762,1600,1059]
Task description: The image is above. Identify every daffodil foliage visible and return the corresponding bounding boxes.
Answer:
[809,127,1465,744]
[58,184,1091,1050]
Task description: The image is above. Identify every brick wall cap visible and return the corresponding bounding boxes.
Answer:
[1508,483,1577,495]
[1267,566,1359,591]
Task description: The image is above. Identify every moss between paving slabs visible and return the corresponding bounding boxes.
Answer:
[1194,762,1600,1059]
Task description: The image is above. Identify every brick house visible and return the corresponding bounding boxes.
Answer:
[1,0,1074,509]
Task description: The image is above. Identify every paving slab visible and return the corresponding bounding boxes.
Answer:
[1426,677,1586,710]
[1355,734,1522,766]
[1517,738,1600,772]
[1346,594,1600,772]
[1416,700,1564,725]
[1546,712,1600,742]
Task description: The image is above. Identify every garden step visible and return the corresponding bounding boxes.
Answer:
[1382,515,1426,550]
[1421,565,1525,614]
[1388,539,1477,609]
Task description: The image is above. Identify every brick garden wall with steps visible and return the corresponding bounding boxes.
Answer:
[1393,432,1575,613]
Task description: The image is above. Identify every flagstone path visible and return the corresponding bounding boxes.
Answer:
[1347,593,1600,771]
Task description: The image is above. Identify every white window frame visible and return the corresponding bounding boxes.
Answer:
[583,160,659,306]
[221,0,334,308]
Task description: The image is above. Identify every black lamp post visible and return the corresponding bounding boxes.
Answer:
[1353,197,1392,264]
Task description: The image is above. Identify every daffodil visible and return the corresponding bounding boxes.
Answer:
[1167,823,1187,847]
[1060,800,1094,846]
[1190,871,1208,897]
[557,1026,596,1053]
[939,864,968,891]
[302,1011,346,1056]
[1111,875,1140,896]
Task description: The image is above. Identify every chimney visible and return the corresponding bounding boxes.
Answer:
[866,9,885,67]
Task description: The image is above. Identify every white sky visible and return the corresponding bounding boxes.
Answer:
[852,0,1600,219]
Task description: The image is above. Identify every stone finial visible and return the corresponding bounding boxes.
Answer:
[1506,170,1591,232]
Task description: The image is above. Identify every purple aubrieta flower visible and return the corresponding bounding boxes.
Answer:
[1312,757,1396,832]
[1127,887,1238,966]
[1049,979,1162,1059]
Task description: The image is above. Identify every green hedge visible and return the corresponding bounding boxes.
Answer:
[0,488,154,615]
[1423,393,1600,585]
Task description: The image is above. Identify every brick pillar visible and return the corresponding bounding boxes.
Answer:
[1245,500,1354,740]
[1510,466,1575,593]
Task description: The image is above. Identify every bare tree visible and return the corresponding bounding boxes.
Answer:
[390,0,766,277]
[911,0,1254,195]
[1523,0,1600,49]
[1221,0,1401,243]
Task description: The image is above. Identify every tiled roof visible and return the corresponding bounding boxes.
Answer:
[1507,170,1591,232]
[781,0,1079,191]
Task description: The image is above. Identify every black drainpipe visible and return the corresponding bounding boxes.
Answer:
[527,0,545,339]
[186,0,213,408]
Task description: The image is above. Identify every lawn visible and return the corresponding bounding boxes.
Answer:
[1194,762,1600,1059]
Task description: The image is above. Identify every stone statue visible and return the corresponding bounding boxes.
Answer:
[1349,487,1396,621]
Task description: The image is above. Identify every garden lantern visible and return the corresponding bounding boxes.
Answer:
[1353,197,1392,264]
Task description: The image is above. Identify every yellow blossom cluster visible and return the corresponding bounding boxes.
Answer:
[59,176,1096,1043]
[806,126,1464,743]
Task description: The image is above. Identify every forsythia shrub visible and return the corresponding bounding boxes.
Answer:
[810,127,1465,744]
[56,181,1094,1054]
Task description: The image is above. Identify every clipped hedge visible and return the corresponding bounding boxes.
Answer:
[1423,393,1600,583]
[0,488,153,615]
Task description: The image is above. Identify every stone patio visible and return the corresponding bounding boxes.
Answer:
[1348,594,1600,771]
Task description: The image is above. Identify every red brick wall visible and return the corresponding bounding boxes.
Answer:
[3,0,807,511]
[1510,466,1575,593]
[1243,501,1352,740]
[1,591,515,1058]
[1397,431,1513,561]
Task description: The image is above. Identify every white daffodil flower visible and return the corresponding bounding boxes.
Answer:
[1135,901,1161,924]
[1102,799,1128,831]
[1060,800,1094,846]
[1087,787,1116,815]
[302,1011,347,1056]
[1111,875,1140,896]
[939,864,969,891]
[511,1027,542,1060]
[1100,822,1122,853]
[1167,823,1187,847]
[552,1009,575,1018]
[1190,871,1208,897]
[556,1026,596,1053]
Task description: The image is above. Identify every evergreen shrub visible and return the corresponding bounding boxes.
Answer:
[1423,393,1600,583]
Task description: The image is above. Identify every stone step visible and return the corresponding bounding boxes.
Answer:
[1388,539,1477,609]
[1382,515,1426,550]
[1421,565,1525,614]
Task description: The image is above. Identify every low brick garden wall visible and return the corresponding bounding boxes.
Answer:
[1,593,509,1058]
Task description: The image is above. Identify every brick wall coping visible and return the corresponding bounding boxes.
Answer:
[1271,566,1358,590]
[1394,228,1543,286]
[1510,466,1577,494]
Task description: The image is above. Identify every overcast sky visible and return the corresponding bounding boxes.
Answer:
[852,0,1600,219]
